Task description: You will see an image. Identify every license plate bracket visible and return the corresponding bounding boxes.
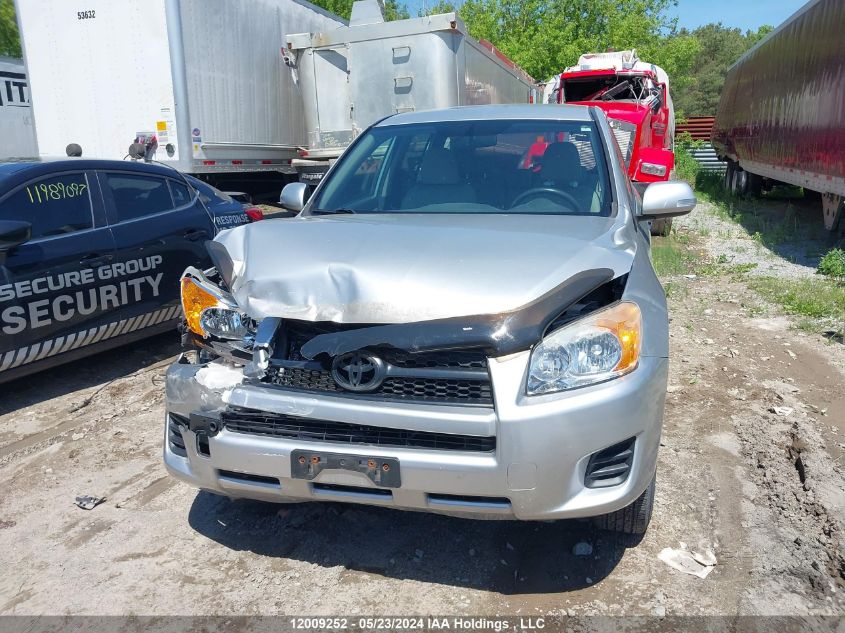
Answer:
[290,450,401,488]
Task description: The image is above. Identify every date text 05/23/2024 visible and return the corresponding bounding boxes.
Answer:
[289,617,548,631]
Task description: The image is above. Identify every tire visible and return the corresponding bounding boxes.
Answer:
[724,162,735,193]
[748,173,763,197]
[734,168,749,196]
[593,474,656,535]
[650,218,673,237]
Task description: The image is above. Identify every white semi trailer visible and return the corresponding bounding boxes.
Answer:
[15,0,343,198]
[287,0,539,183]
[0,57,37,159]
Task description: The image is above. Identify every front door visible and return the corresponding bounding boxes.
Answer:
[0,169,117,375]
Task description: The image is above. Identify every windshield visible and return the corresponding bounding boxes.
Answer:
[310,119,612,216]
[563,74,660,104]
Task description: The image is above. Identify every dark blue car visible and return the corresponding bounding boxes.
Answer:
[0,159,254,383]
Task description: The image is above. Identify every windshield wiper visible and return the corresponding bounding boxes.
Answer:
[312,208,357,215]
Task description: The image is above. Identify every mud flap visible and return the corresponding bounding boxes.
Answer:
[822,193,844,232]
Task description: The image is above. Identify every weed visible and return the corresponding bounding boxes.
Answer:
[818,248,845,278]
[674,132,703,183]
[726,263,758,277]
[651,237,695,277]
[748,277,845,321]
[663,281,689,300]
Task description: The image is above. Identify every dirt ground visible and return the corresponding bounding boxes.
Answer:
[0,198,843,618]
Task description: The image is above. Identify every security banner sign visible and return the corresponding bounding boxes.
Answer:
[0,256,163,335]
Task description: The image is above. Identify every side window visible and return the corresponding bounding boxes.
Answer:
[103,173,174,222]
[169,180,192,207]
[0,172,93,239]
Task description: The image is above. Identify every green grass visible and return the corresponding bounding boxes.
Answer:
[651,236,695,277]
[748,277,845,322]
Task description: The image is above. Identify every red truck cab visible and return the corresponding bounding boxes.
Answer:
[552,51,676,190]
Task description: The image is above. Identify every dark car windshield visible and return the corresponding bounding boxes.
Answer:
[310,119,612,216]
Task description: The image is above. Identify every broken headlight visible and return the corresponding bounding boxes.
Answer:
[181,273,253,340]
[199,307,251,340]
[527,302,641,395]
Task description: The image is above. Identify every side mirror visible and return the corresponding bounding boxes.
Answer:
[0,220,32,252]
[279,182,308,213]
[641,181,696,220]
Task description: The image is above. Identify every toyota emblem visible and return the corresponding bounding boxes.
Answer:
[331,351,386,392]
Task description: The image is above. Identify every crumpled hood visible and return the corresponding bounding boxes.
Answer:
[216,213,635,323]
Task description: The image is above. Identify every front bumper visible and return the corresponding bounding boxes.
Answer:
[164,352,668,520]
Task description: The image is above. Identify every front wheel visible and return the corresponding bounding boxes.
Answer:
[592,474,656,535]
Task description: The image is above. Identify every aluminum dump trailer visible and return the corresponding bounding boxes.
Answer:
[15,0,343,197]
[712,0,845,230]
[0,57,37,159]
[287,0,538,183]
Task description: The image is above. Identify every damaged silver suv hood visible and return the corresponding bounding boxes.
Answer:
[216,213,635,324]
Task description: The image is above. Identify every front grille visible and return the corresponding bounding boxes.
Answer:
[380,377,492,402]
[269,369,493,405]
[609,121,636,165]
[265,321,494,406]
[380,349,487,370]
[222,409,496,453]
[274,367,339,392]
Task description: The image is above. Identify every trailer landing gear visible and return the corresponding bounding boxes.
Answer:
[822,193,844,232]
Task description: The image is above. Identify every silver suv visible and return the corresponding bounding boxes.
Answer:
[164,105,694,535]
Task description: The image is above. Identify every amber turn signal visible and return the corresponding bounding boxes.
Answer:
[181,277,220,337]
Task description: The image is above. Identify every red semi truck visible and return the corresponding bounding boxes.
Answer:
[550,50,676,233]
[712,0,845,231]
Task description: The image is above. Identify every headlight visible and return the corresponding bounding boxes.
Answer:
[527,302,641,395]
[181,275,251,340]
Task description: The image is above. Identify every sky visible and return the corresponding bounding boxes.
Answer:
[405,0,807,32]
[669,0,806,32]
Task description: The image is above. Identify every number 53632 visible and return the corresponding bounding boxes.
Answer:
[77,10,95,19]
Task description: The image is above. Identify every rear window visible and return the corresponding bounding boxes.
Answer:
[312,119,612,216]
[187,177,233,206]
[0,172,93,239]
[104,173,174,222]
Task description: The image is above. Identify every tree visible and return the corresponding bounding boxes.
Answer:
[672,23,773,116]
[0,0,21,58]
[436,0,699,85]
[418,1,458,16]
[311,0,410,21]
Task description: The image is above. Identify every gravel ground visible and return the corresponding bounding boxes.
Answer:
[673,193,832,279]
[1,195,843,619]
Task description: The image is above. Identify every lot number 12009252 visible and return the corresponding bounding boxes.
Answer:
[77,10,95,19]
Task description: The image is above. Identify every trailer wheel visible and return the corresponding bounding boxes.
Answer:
[733,167,749,197]
[748,173,763,197]
[724,163,735,193]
